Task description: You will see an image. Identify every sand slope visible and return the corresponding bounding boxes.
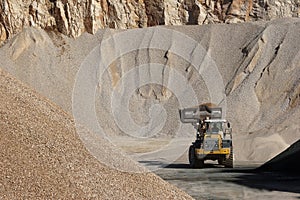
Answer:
[0,18,299,163]
[0,68,192,199]
[258,139,300,173]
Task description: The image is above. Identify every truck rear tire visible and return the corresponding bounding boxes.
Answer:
[189,145,204,168]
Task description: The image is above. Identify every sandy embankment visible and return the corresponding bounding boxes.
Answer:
[0,69,192,199]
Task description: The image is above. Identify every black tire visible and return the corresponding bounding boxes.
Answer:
[218,157,225,165]
[189,145,204,168]
[224,147,233,168]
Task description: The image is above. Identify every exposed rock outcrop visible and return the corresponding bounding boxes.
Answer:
[0,0,299,44]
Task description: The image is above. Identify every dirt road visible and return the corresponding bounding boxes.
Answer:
[111,136,300,199]
[154,161,300,200]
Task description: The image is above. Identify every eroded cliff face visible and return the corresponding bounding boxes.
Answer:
[0,0,299,44]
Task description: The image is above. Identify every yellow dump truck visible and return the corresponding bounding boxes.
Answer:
[179,104,233,168]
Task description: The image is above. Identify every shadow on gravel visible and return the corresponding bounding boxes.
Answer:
[164,163,190,168]
[220,139,300,195]
[219,168,300,194]
[139,161,222,169]
[165,163,222,169]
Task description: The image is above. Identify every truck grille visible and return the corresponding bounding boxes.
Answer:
[204,138,219,151]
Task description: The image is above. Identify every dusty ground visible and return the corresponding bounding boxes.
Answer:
[113,136,300,199]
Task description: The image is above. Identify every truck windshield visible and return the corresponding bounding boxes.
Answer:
[207,122,223,134]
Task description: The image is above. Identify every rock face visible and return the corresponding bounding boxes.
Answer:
[0,0,299,44]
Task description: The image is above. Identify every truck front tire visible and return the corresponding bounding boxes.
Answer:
[189,145,204,168]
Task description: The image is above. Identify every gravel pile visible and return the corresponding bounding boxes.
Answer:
[258,139,300,173]
[0,69,192,199]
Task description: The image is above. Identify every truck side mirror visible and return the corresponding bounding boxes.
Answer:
[227,122,231,128]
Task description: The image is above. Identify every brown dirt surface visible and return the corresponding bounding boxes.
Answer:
[0,68,193,199]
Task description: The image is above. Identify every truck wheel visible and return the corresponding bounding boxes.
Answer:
[224,147,233,168]
[189,145,204,168]
[218,157,225,165]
